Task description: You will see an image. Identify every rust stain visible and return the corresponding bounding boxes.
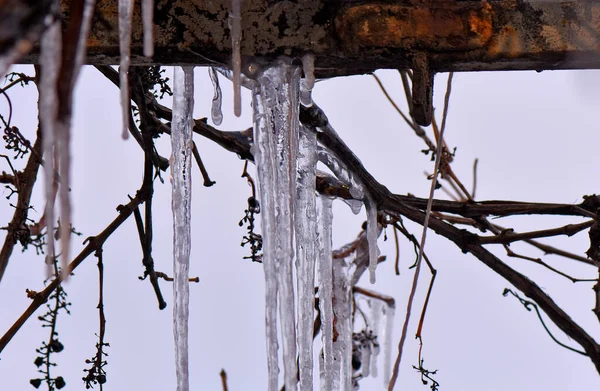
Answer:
[468,2,493,47]
[335,2,493,52]
[488,25,523,58]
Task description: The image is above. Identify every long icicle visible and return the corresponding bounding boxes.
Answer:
[118,0,134,139]
[295,124,317,391]
[171,66,195,391]
[39,0,62,276]
[252,79,280,391]
[57,0,96,277]
[317,195,334,390]
[253,60,301,391]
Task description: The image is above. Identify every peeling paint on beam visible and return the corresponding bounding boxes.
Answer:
[13,0,600,76]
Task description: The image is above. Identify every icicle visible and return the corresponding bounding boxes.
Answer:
[39,2,62,276]
[300,54,315,107]
[252,88,279,391]
[364,196,379,284]
[142,0,154,57]
[57,0,96,276]
[341,198,362,215]
[382,304,395,388]
[317,195,334,391]
[208,68,223,126]
[74,0,97,78]
[369,300,384,378]
[231,0,242,116]
[171,66,195,391]
[253,60,301,391]
[119,0,134,139]
[252,79,279,391]
[295,125,317,391]
[333,254,354,391]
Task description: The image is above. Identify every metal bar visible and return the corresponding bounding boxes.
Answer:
[7,0,600,76]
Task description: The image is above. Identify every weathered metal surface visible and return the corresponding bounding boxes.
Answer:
[8,0,600,76]
[335,2,495,52]
[57,0,331,68]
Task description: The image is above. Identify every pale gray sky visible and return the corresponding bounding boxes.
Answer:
[1,65,599,390]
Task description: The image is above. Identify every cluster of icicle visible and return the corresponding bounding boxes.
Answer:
[247,55,395,390]
[112,1,396,390]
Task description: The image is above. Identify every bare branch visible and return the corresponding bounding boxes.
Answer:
[0,191,145,353]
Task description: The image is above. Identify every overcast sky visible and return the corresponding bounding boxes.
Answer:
[1,65,600,391]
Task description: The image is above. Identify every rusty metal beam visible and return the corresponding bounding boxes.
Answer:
[5,0,597,75]
[2,0,599,123]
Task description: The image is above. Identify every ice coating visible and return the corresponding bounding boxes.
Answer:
[208,67,223,126]
[295,125,318,391]
[317,147,365,204]
[317,195,334,391]
[39,8,61,275]
[231,0,242,116]
[142,0,154,57]
[171,66,195,391]
[364,195,379,284]
[118,0,134,139]
[216,67,256,90]
[253,60,302,391]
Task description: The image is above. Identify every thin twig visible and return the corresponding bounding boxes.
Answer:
[524,238,596,266]
[398,70,413,113]
[192,140,216,187]
[388,72,453,391]
[472,158,479,199]
[479,220,594,245]
[220,369,229,391]
[393,226,400,275]
[353,286,396,308]
[371,73,436,152]
[503,289,586,355]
